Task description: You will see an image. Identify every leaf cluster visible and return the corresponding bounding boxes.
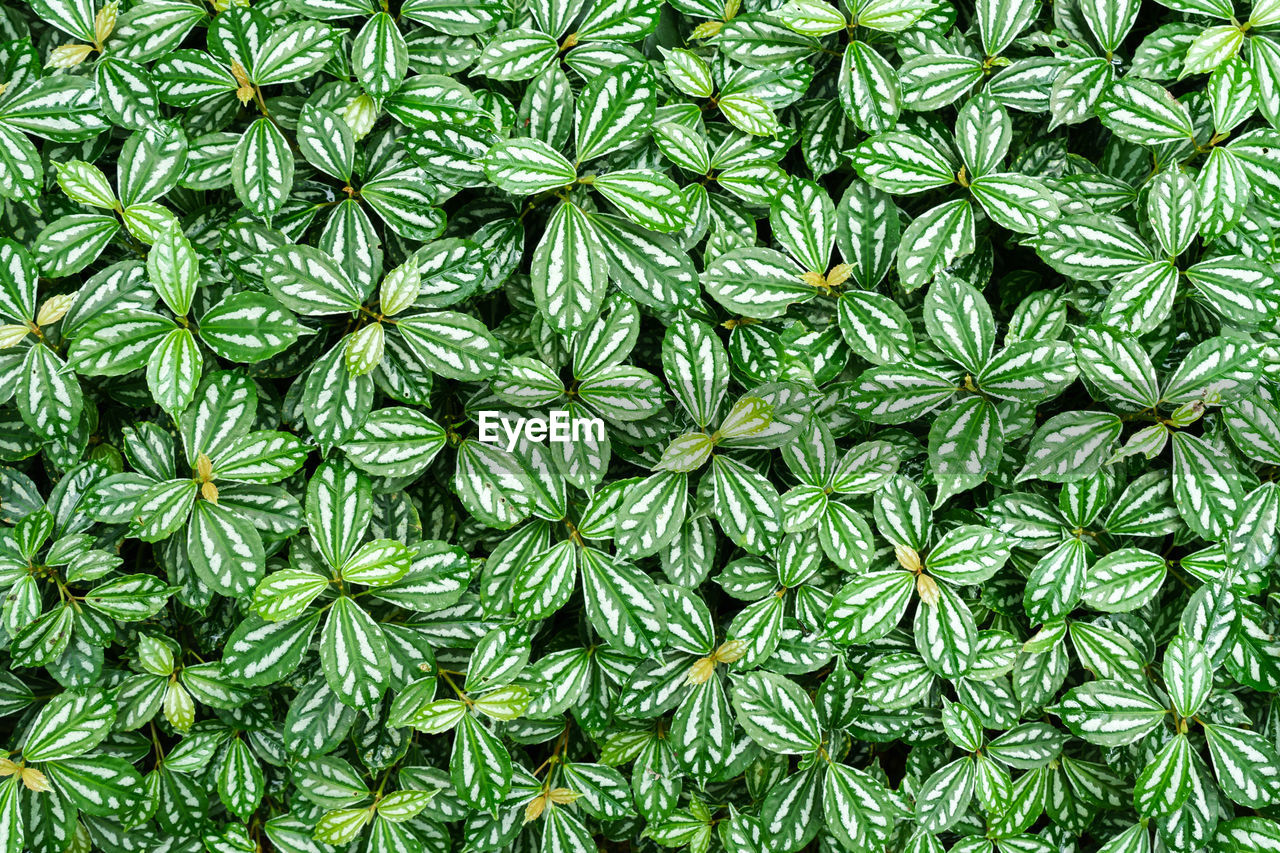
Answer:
[1,0,1280,851]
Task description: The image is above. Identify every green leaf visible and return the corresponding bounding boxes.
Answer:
[1184,256,1279,325]
[663,313,729,429]
[925,525,1010,585]
[1081,548,1167,612]
[776,0,846,34]
[188,499,265,597]
[1146,169,1200,256]
[837,291,915,365]
[1162,337,1260,405]
[731,671,822,753]
[302,346,373,445]
[1172,431,1242,541]
[321,597,391,711]
[483,137,576,194]
[916,581,977,678]
[1016,411,1123,484]
[1090,0,1145,54]
[0,77,107,143]
[131,479,197,541]
[262,244,365,315]
[0,241,38,323]
[616,471,687,558]
[340,539,412,586]
[924,274,994,373]
[575,63,657,161]
[711,455,782,555]
[314,807,372,844]
[198,293,302,363]
[901,54,985,110]
[1134,734,1193,817]
[977,0,1037,55]
[84,574,173,621]
[851,363,957,424]
[353,12,408,98]
[823,763,892,850]
[1225,396,1280,465]
[928,396,1002,505]
[96,57,160,130]
[1031,215,1153,280]
[703,247,813,319]
[589,212,699,310]
[827,570,914,644]
[218,737,265,820]
[969,174,1059,233]
[1182,26,1244,77]
[1164,635,1212,718]
[1097,78,1195,144]
[455,439,534,529]
[222,613,323,685]
[592,170,689,233]
[580,547,666,656]
[978,340,1077,403]
[474,28,558,81]
[297,104,354,181]
[0,124,42,207]
[253,569,328,622]
[852,132,955,194]
[232,118,294,221]
[1101,261,1179,335]
[719,93,782,136]
[1059,680,1167,747]
[898,198,976,290]
[340,407,447,478]
[916,756,974,832]
[42,755,145,817]
[146,327,201,414]
[35,214,119,277]
[836,180,899,288]
[18,344,82,440]
[22,688,117,762]
[306,459,372,570]
[1203,724,1280,807]
[450,712,512,811]
[400,0,506,33]
[28,0,95,41]
[839,40,900,133]
[530,201,608,333]
[56,159,115,210]
[854,0,936,30]
[395,311,503,379]
[670,677,734,782]
[215,432,309,484]
[249,25,336,86]
[1072,326,1160,408]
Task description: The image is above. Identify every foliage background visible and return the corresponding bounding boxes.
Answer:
[1,0,1280,850]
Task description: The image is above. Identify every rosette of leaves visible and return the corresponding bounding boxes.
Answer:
[3,0,1280,850]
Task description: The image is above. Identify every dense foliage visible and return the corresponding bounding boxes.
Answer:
[1,0,1280,850]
